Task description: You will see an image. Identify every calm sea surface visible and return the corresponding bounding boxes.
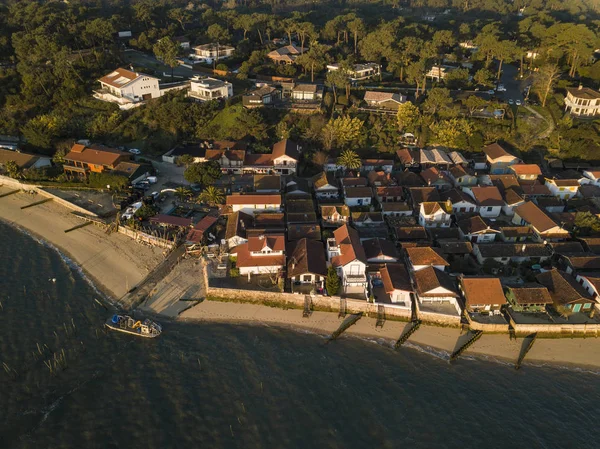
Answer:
[0,221,599,449]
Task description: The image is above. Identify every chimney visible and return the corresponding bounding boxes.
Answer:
[578,84,583,90]
[522,244,527,252]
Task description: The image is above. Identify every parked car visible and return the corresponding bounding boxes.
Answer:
[508,99,514,105]
[487,89,495,95]
[496,84,506,92]
[515,99,522,106]
[128,148,141,155]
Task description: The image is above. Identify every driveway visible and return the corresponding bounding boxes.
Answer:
[496,63,527,104]
[123,49,194,80]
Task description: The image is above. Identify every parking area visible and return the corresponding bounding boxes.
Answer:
[43,188,117,217]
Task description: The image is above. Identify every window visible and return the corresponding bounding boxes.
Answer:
[487,207,493,212]
[583,303,592,309]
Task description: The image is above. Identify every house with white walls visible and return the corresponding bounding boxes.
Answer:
[405,246,449,272]
[225,194,282,215]
[312,172,339,199]
[418,201,453,228]
[376,263,413,309]
[233,234,286,275]
[441,189,477,215]
[327,224,368,297]
[544,178,580,200]
[95,67,160,109]
[465,186,504,217]
[458,216,500,243]
[412,266,461,314]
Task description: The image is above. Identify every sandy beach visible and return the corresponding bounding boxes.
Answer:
[0,187,165,300]
[181,300,600,369]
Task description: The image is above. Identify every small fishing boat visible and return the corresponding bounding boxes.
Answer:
[105,314,162,338]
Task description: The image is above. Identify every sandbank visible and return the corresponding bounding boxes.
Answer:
[181,300,600,369]
[0,187,164,300]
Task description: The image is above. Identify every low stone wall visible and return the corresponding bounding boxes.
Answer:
[509,316,600,336]
[418,310,462,327]
[117,226,176,250]
[467,320,510,333]
[207,286,413,321]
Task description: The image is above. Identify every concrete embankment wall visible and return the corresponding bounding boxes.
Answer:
[117,226,176,250]
[208,286,412,322]
[509,318,600,336]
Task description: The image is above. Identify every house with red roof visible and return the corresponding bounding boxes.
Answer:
[232,234,286,275]
[326,224,368,297]
[95,67,160,109]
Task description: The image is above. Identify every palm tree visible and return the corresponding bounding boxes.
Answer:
[337,149,361,170]
[174,186,192,203]
[198,186,224,207]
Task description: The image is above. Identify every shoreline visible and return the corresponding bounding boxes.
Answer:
[2,186,599,372]
[180,300,600,371]
[0,187,165,301]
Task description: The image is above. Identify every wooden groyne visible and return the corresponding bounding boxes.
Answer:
[515,333,538,370]
[0,189,19,198]
[450,330,483,362]
[21,198,52,209]
[329,313,363,341]
[64,221,93,233]
[395,320,422,349]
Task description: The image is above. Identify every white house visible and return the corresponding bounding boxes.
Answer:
[509,164,542,181]
[483,143,520,174]
[363,91,407,110]
[544,177,580,199]
[502,188,525,216]
[225,211,252,249]
[344,186,373,207]
[513,201,570,241]
[287,238,327,290]
[458,216,500,243]
[465,186,504,217]
[95,67,160,109]
[193,43,235,60]
[312,172,339,199]
[291,84,323,101]
[582,170,600,186]
[378,263,413,309]
[447,165,477,187]
[320,204,350,227]
[327,225,368,297]
[271,139,300,175]
[441,189,477,214]
[225,194,282,215]
[362,238,399,263]
[361,159,394,174]
[413,266,461,314]
[564,85,600,117]
[405,246,449,272]
[234,234,286,275]
[418,201,453,228]
[327,63,381,81]
[188,76,233,102]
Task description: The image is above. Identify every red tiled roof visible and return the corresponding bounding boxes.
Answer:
[226,194,281,205]
[405,247,449,267]
[235,243,285,268]
[470,186,504,206]
[331,224,367,267]
[460,277,507,306]
[247,234,285,252]
[381,263,412,293]
[510,164,542,176]
[64,144,127,167]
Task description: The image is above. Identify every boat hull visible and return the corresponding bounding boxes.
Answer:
[105,322,160,338]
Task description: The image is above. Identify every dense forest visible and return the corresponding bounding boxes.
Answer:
[0,0,600,165]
